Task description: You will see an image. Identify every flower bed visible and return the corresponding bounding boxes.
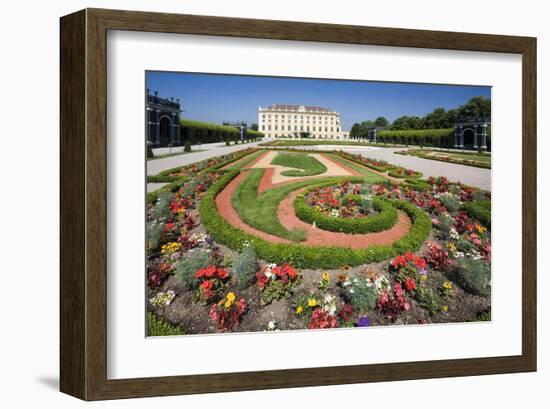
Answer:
[294,180,398,234]
[146,149,491,335]
[199,169,431,269]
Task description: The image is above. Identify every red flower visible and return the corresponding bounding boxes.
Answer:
[308,309,338,329]
[404,277,416,292]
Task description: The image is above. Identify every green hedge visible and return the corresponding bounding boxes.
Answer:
[199,169,431,269]
[180,119,264,144]
[294,183,398,234]
[147,149,260,204]
[377,129,454,147]
[461,199,491,228]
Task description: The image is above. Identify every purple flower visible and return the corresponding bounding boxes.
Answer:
[419,269,428,276]
[357,316,372,327]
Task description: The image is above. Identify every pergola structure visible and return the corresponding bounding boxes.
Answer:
[146,89,181,146]
[453,117,490,151]
[223,121,248,141]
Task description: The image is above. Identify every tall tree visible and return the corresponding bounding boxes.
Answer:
[374,116,389,128]
[457,96,491,119]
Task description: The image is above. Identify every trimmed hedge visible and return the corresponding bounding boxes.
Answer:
[294,182,398,234]
[181,119,264,144]
[462,199,491,228]
[377,129,454,147]
[147,149,260,204]
[199,169,431,269]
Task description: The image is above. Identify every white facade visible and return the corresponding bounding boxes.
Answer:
[258,104,349,139]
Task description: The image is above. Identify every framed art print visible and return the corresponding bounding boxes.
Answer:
[60,8,537,400]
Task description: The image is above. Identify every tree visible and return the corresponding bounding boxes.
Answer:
[250,123,259,131]
[374,116,389,128]
[457,96,491,119]
[299,132,311,139]
[350,123,362,139]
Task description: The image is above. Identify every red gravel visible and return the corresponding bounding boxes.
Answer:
[214,172,412,248]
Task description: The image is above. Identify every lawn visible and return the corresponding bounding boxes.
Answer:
[325,153,386,182]
[270,152,327,176]
[231,168,334,241]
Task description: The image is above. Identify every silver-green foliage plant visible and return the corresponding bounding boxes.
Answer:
[146,220,164,250]
[342,276,379,312]
[453,257,491,296]
[151,191,174,220]
[231,245,258,289]
[439,193,461,213]
[175,249,212,289]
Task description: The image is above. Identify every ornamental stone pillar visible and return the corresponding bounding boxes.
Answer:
[481,124,488,150]
[155,110,161,145]
[473,126,479,149]
[459,126,464,148]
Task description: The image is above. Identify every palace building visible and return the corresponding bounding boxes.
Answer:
[258,104,349,139]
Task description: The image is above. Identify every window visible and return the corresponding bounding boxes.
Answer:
[337,127,340,132]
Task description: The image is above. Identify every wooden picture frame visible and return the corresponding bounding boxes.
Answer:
[60,8,537,400]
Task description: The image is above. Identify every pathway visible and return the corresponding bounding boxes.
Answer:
[284,145,491,191]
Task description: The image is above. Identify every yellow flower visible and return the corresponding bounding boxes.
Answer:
[443,281,453,290]
[161,241,182,255]
[340,265,351,271]
[442,305,449,312]
[224,292,236,309]
[295,306,303,314]
[307,298,318,307]
[322,272,330,282]
[475,224,487,234]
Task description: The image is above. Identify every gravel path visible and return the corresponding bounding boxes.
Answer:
[286,145,491,191]
[147,140,265,176]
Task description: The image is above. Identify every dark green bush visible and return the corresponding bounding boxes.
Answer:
[147,143,155,159]
[184,140,191,152]
[462,199,491,228]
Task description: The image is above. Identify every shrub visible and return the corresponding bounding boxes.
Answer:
[231,245,258,289]
[439,193,461,213]
[147,143,155,159]
[452,258,491,296]
[184,140,192,152]
[147,312,184,336]
[174,249,212,289]
[151,191,174,220]
[415,286,442,316]
[462,199,491,228]
[341,276,379,312]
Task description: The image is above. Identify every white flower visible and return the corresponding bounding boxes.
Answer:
[149,290,176,307]
[267,320,277,331]
[450,228,460,240]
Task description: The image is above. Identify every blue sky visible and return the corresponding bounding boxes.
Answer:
[146,71,491,130]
